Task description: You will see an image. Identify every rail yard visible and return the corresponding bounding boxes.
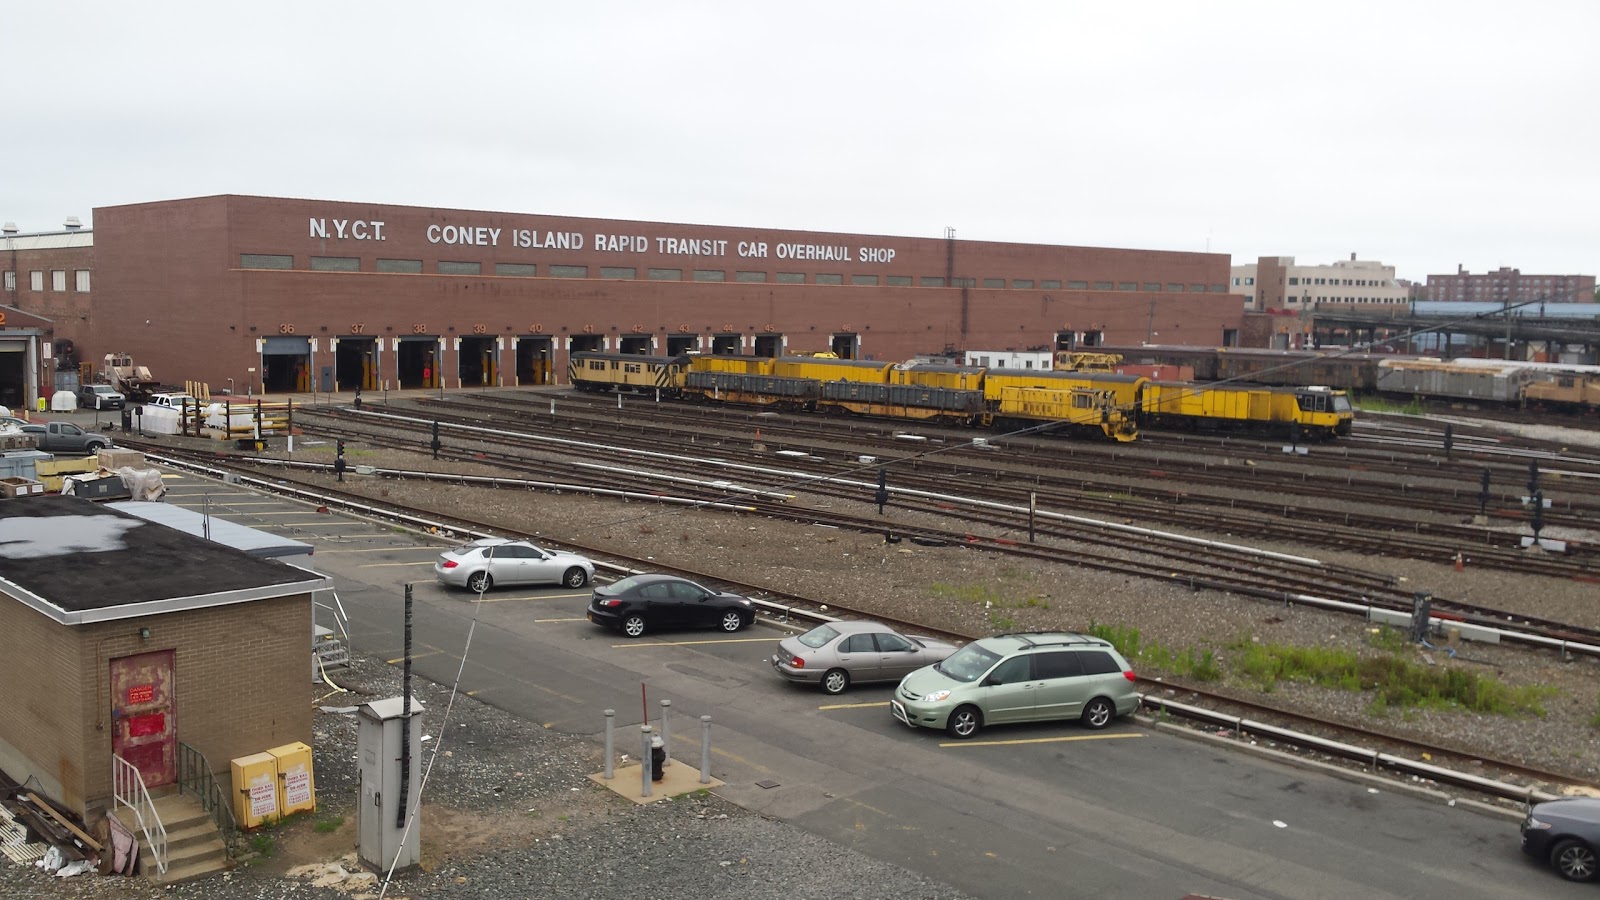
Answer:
[112,385,1600,798]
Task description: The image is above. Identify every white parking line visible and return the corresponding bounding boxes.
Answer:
[610,637,782,648]
[938,732,1145,748]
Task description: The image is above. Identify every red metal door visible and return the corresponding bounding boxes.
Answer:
[110,650,176,788]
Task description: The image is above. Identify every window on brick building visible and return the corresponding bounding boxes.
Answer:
[648,268,682,280]
[951,277,976,288]
[548,265,587,278]
[600,267,637,279]
[919,276,945,287]
[30,271,43,291]
[815,273,843,285]
[736,271,766,282]
[3,272,14,291]
[493,263,535,277]
[1064,280,1085,289]
[438,261,482,275]
[983,278,1004,289]
[1143,282,1160,291]
[51,270,66,291]
[76,270,91,292]
[776,272,805,284]
[240,254,293,269]
[379,259,425,273]
[311,256,359,272]
[693,270,725,282]
[851,275,879,286]
[1092,281,1113,290]
[1013,279,1034,289]
[886,275,912,286]
[1166,283,1184,292]
[1117,282,1136,291]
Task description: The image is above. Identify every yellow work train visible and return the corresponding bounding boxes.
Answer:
[567,352,1354,441]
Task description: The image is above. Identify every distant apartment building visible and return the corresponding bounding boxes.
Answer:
[1230,255,1408,312]
[1423,266,1595,304]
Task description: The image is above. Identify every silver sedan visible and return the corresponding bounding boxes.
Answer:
[435,538,595,593]
[771,620,958,695]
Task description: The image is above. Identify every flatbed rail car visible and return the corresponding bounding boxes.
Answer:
[569,352,690,394]
[1139,382,1353,438]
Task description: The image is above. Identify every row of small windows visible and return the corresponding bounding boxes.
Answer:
[244,255,1227,292]
[1288,277,1391,287]
[2,269,91,292]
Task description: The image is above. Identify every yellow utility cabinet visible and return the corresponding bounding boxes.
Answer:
[268,741,317,816]
[231,752,280,828]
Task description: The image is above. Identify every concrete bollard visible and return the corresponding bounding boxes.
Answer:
[603,709,615,780]
[640,725,654,798]
[660,699,672,767]
[699,715,713,785]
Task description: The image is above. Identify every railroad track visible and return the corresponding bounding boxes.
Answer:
[296,403,1600,580]
[129,442,1598,802]
[122,422,1600,653]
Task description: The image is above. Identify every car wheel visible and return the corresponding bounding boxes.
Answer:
[1081,697,1115,730]
[719,611,745,632]
[467,571,492,593]
[946,705,982,740]
[86,441,106,453]
[821,669,850,695]
[1552,838,1599,883]
[563,567,590,588]
[622,614,647,638]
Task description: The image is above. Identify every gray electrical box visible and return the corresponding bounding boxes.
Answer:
[357,697,424,874]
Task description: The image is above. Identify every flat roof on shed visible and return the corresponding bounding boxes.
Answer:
[0,496,330,624]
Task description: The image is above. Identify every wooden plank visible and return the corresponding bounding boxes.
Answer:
[24,792,101,852]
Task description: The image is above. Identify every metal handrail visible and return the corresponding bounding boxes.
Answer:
[177,741,238,838]
[111,754,167,875]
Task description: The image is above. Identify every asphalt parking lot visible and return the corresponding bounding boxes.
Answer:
[150,472,1581,900]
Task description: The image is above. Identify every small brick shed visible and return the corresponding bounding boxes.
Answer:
[0,495,331,818]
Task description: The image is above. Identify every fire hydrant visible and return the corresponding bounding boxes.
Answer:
[650,734,666,782]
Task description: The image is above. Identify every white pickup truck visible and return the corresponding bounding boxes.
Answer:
[144,392,199,410]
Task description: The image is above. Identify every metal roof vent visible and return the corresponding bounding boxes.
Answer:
[1,222,17,234]
[63,216,83,230]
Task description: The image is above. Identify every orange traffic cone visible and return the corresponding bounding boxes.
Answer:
[1453,552,1464,572]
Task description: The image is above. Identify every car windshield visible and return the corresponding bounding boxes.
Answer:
[796,624,841,649]
[935,644,1002,683]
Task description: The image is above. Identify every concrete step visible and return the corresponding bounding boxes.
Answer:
[117,792,232,884]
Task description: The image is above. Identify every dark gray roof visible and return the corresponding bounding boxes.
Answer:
[0,496,329,624]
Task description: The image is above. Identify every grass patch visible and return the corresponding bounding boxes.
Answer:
[249,833,276,857]
[1227,633,1556,716]
[1085,622,1222,682]
[312,816,344,834]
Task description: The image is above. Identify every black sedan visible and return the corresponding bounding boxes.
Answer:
[587,574,755,638]
[1523,796,1600,882]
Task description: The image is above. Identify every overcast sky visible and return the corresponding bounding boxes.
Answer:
[6,1,1597,286]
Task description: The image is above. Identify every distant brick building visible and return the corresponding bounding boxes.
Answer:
[1423,267,1595,304]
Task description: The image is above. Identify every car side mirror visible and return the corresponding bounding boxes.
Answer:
[985,675,1004,686]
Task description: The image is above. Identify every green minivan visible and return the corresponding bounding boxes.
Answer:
[891,632,1140,739]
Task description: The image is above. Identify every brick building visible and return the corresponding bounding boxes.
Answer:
[1423,267,1595,304]
[80,195,1245,396]
[0,219,89,408]
[0,496,328,819]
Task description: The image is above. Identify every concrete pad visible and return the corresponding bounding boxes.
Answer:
[588,758,723,804]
